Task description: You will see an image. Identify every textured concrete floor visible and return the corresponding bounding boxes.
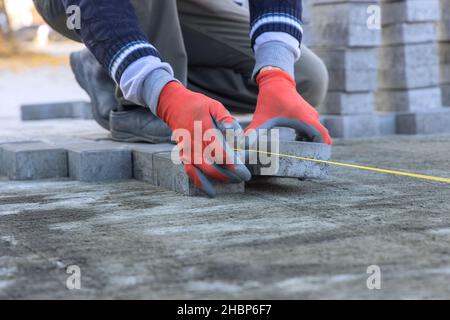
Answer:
[1,119,450,299]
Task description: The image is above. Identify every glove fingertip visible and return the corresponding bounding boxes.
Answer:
[233,164,252,182]
[185,164,217,198]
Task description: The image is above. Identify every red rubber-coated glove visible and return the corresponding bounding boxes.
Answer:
[246,69,332,145]
[157,81,251,197]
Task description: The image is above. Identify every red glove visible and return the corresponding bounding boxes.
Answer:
[157,81,251,197]
[246,69,332,145]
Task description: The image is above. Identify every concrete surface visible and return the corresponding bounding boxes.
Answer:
[1,65,449,299]
[1,120,450,299]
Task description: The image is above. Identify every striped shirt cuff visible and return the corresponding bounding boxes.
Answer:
[250,12,304,49]
[105,37,161,83]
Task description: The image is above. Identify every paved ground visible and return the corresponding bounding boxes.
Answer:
[1,117,449,299]
[1,66,450,299]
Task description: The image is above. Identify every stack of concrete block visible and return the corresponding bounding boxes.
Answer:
[377,0,450,134]
[310,0,382,138]
[439,0,450,106]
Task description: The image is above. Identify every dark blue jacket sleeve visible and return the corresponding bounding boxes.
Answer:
[62,0,160,83]
[249,0,303,48]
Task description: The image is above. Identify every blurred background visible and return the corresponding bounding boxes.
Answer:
[0,0,87,122]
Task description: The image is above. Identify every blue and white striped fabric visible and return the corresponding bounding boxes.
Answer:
[62,0,303,84]
[249,0,303,49]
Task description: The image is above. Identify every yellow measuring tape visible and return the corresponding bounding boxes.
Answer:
[241,149,450,184]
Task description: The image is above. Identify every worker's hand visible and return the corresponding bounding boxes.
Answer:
[245,69,332,145]
[157,81,251,197]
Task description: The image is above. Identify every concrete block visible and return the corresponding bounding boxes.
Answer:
[379,43,440,69]
[378,65,440,90]
[313,47,378,70]
[441,64,450,85]
[312,3,381,47]
[376,112,397,136]
[152,152,245,196]
[439,19,450,41]
[441,84,450,106]
[21,101,92,121]
[382,22,438,45]
[376,87,442,112]
[441,0,450,20]
[131,143,174,184]
[0,142,67,180]
[71,102,94,119]
[381,0,440,25]
[313,48,378,92]
[322,114,380,138]
[67,143,132,182]
[396,108,450,134]
[320,92,374,115]
[379,43,440,90]
[247,141,331,179]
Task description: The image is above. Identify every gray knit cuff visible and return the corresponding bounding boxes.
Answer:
[253,41,297,79]
[142,69,178,115]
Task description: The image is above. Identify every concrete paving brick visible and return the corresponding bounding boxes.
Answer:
[378,65,440,90]
[312,3,381,47]
[439,19,450,41]
[313,48,378,92]
[377,112,397,136]
[0,142,67,180]
[379,43,440,69]
[131,144,174,184]
[67,143,132,182]
[322,114,380,138]
[248,141,331,179]
[327,68,378,92]
[382,22,438,45]
[376,87,442,112]
[441,84,450,106]
[153,152,245,196]
[396,108,450,134]
[21,101,92,121]
[320,92,374,115]
[381,0,440,25]
[313,47,378,69]
[379,43,440,89]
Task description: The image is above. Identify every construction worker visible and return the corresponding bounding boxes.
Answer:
[33,0,332,196]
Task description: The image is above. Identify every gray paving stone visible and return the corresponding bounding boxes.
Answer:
[377,112,397,136]
[67,143,132,182]
[21,101,92,121]
[0,142,67,180]
[322,114,380,138]
[248,141,331,179]
[382,22,438,45]
[396,108,450,134]
[379,65,440,90]
[439,19,450,41]
[381,0,440,25]
[320,92,374,115]
[376,87,442,112]
[152,152,245,196]
[378,43,440,90]
[441,84,450,106]
[379,43,440,69]
[312,3,381,47]
[313,48,378,92]
[131,144,174,184]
